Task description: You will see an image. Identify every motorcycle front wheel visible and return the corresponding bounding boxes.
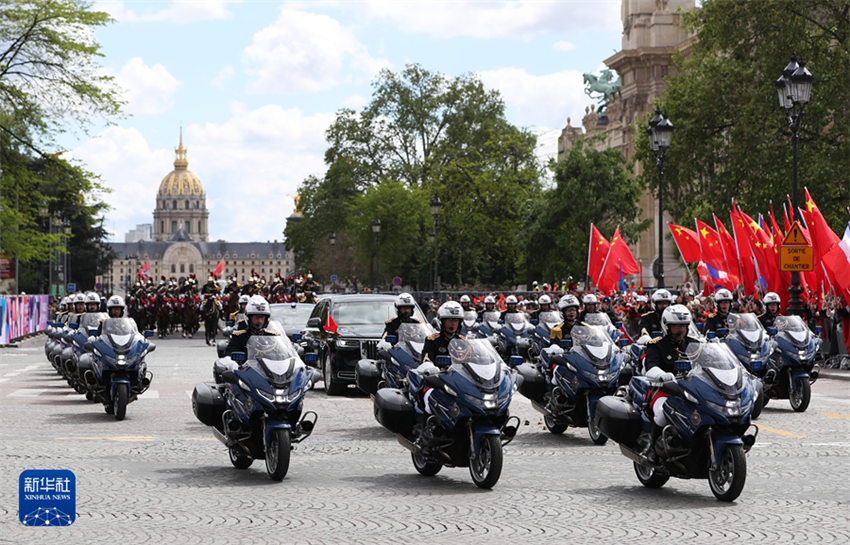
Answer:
[469,435,503,489]
[544,414,568,435]
[265,428,291,481]
[114,383,128,421]
[587,416,608,445]
[789,376,811,412]
[412,452,442,476]
[708,444,746,502]
[634,461,669,489]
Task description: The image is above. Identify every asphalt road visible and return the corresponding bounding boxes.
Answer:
[2,334,849,544]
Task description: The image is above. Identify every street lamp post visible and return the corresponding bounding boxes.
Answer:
[775,56,813,315]
[371,218,381,292]
[328,232,336,290]
[430,195,442,296]
[647,109,674,289]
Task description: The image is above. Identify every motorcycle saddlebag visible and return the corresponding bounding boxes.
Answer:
[516,363,547,402]
[192,382,226,429]
[594,396,642,447]
[356,359,381,395]
[374,387,415,436]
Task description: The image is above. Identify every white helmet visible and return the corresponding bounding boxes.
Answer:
[582,293,598,305]
[484,295,496,305]
[661,304,692,336]
[651,288,673,309]
[539,294,552,305]
[107,295,125,310]
[238,294,250,305]
[558,295,580,310]
[763,292,781,305]
[505,295,518,305]
[459,294,471,304]
[85,292,100,305]
[245,295,270,317]
[73,293,86,304]
[714,288,733,303]
[395,292,415,308]
[437,301,464,320]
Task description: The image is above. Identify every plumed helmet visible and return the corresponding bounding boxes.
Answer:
[484,295,496,305]
[538,294,552,305]
[558,295,580,310]
[763,292,781,305]
[714,288,733,302]
[651,288,673,309]
[437,301,463,320]
[245,295,270,317]
[661,304,692,336]
[582,293,598,305]
[395,292,415,308]
[505,295,518,305]
[459,294,471,304]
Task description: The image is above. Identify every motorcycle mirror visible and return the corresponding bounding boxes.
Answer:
[674,359,692,373]
[651,331,663,338]
[230,351,247,364]
[707,331,716,340]
[291,333,302,342]
[531,319,539,326]
[508,355,523,367]
[147,344,156,353]
[696,322,705,332]
[716,327,729,338]
[84,341,93,351]
[558,339,573,349]
[220,369,239,384]
[216,340,228,358]
[87,328,99,336]
[618,339,630,347]
[615,321,624,329]
[307,317,322,329]
[225,320,234,327]
[384,335,397,345]
[767,326,778,336]
[435,355,451,367]
[70,322,79,329]
[305,352,318,363]
[143,330,155,338]
[816,325,823,335]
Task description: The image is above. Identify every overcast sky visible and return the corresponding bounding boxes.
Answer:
[71,0,623,243]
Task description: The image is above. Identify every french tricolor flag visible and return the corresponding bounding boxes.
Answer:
[823,223,850,298]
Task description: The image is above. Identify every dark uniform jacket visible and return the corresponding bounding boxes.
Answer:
[225,327,279,356]
[382,316,420,339]
[758,312,778,330]
[704,312,732,334]
[422,332,464,363]
[643,334,701,374]
[550,320,577,342]
[499,309,522,321]
[638,311,664,337]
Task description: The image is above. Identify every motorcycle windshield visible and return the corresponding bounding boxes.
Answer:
[726,313,765,350]
[684,342,743,396]
[482,311,500,328]
[538,311,562,330]
[570,325,613,367]
[78,313,104,330]
[247,335,302,382]
[462,310,477,328]
[505,312,529,333]
[100,318,139,349]
[582,313,614,328]
[397,322,434,359]
[774,315,811,348]
[448,338,502,389]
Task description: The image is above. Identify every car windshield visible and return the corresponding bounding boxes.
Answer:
[726,313,764,347]
[571,324,613,364]
[448,337,502,387]
[684,341,742,396]
[246,335,301,377]
[270,304,314,327]
[538,310,562,329]
[332,300,423,327]
[100,318,139,348]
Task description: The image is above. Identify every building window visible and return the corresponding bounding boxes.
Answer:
[160,221,164,233]
[195,201,199,209]
[172,221,177,233]
[186,222,190,233]
[190,264,194,273]
[185,200,189,209]
[171,264,176,273]
[198,221,201,232]
[180,263,185,273]
[173,200,177,209]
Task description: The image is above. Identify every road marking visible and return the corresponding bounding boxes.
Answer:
[56,436,156,442]
[822,412,850,419]
[758,425,806,439]
[186,437,217,441]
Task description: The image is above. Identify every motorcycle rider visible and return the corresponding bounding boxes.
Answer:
[459,294,475,313]
[422,301,465,364]
[639,289,674,337]
[106,295,126,319]
[478,295,498,319]
[578,293,601,323]
[230,294,250,329]
[704,288,735,334]
[383,292,420,339]
[500,294,521,321]
[550,295,580,342]
[530,294,554,321]
[758,292,781,329]
[85,292,101,314]
[225,295,279,356]
[642,304,701,461]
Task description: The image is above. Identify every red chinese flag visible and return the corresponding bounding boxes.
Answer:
[587,223,611,285]
[596,226,639,291]
[324,312,339,335]
[730,209,758,295]
[695,219,727,272]
[802,188,840,260]
[668,223,701,263]
[738,209,782,293]
[713,214,741,282]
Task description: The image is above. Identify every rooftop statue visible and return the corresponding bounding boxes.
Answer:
[582,68,622,115]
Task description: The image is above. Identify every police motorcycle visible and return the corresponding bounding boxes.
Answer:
[44,297,72,364]
[372,337,520,489]
[60,311,107,393]
[516,323,625,444]
[763,315,821,413]
[593,341,759,502]
[355,322,434,395]
[494,312,534,361]
[527,310,562,360]
[461,310,479,336]
[193,333,317,481]
[79,318,155,420]
[712,313,772,419]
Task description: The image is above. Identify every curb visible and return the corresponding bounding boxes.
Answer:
[819,369,850,382]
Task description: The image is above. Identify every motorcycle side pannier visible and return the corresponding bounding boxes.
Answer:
[374,387,415,436]
[356,359,381,395]
[594,395,642,447]
[192,382,226,429]
[516,363,547,402]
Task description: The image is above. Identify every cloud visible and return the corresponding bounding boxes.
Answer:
[94,0,238,23]
[211,65,235,88]
[361,0,620,39]
[242,7,389,94]
[115,57,181,115]
[552,40,577,52]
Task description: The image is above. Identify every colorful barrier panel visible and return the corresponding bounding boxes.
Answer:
[0,295,49,345]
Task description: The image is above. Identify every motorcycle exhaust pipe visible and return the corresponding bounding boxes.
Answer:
[83,370,98,386]
[763,369,777,384]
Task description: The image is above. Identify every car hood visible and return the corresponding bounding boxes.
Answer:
[337,325,384,338]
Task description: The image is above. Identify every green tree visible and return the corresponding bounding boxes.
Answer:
[285,64,540,289]
[638,0,849,229]
[523,137,649,283]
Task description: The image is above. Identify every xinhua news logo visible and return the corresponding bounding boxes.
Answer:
[19,470,76,526]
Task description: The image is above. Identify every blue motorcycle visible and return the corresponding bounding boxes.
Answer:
[715,313,772,419]
[518,324,624,444]
[594,342,759,502]
[192,334,317,480]
[764,315,821,412]
[356,322,433,394]
[495,312,533,361]
[82,318,155,420]
[460,310,478,336]
[63,313,106,393]
[527,310,562,360]
[372,337,520,489]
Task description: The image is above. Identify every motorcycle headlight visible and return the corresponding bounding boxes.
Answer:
[93,348,102,358]
[117,355,127,367]
[443,384,458,397]
[238,379,250,391]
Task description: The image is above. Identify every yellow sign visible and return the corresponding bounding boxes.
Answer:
[780,245,813,271]
[782,221,811,246]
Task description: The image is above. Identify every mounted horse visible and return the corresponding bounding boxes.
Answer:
[182,295,200,338]
[201,295,221,345]
[154,296,171,339]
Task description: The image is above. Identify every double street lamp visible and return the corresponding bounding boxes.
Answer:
[648,109,674,289]
[371,218,381,292]
[328,232,336,288]
[430,195,442,295]
[775,56,813,315]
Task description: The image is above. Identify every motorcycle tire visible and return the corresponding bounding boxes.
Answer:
[265,428,291,481]
[751,392,764,420]
[412,452,442,476]
[789,376,811,412]
[634,462,669,489]
[114,384,128,421]
[469,435,503,489]
[544,414,568,435]
[587,417,608,445]
[708,444,746,502]
[229,447,253,469]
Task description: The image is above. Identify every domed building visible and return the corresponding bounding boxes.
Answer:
[105,133,293,294]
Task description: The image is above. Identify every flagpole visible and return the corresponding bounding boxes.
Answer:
[586,223,593,290]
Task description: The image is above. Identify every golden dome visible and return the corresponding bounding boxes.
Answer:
[157,131,204,196]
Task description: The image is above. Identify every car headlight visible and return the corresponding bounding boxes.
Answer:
[336,339,360,349]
